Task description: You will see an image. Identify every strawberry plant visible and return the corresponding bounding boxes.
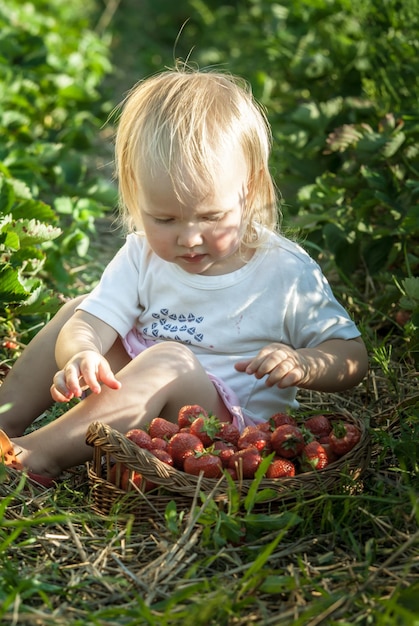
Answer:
[0,0,115,345]
[0,167,62,314]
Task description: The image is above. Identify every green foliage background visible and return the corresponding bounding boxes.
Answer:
[0,0,418,362]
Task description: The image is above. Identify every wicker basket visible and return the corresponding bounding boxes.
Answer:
[86,411,371,522]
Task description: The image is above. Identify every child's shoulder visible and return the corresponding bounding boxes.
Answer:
[263,229,316,267]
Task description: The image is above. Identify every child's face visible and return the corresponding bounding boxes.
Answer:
[138,149,252,275]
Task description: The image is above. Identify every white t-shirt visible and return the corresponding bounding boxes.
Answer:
[78,229,360,422]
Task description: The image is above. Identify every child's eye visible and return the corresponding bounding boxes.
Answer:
[203,213,223,222]
[154,217,174,224]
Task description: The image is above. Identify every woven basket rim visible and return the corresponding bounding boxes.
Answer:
[86,412,370,501]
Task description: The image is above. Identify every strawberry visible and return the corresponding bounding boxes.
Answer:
[109,462,125,487]
[125,428,153,449]
[228,447,262,479]
[329,421,361,456]
[304,415,332,439]
[120,468,144,491]
[121,468,157,492]
[256,421,273,433]
[183,451,223,478]
[177,404,208,429]
[148,417,179,440]
[189,414,221,446]
[237,426,272,453]
[213,440,236,467]
[167,432,204,469]
[269,413,297,429]
[300,441,330,471]
[217,422,240,446]
[319,442,339,464]
[150,436,168,450]
[226,466,238,480]
[271,424,305,458]
[149,448,174,465]
[265,457,296,478]
[3,340,18,350]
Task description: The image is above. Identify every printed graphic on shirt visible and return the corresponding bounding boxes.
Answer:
[142,308,204,345]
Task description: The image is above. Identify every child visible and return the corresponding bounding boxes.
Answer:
[0,68,368,485]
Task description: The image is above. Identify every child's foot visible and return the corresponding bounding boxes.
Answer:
[0,429,21,465]
[0,429,55,488]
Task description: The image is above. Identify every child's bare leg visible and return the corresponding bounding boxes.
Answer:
[11,341,231,478]
[0,296,86,436]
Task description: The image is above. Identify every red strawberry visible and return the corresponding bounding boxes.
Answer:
[150,437,167,450]
[266,457,296,478]
[148,417,179,440]
[167,432,204,469]
[125,428,153,450]
[120,468,143,491]
[271,424,305,458]
[269,413,297,429]
[109,463,125,487]
[319,442,339,464]
[217,422,240,446]
[183,451,223,478]
[304,415,332,439]
[256,421,273,433]
[121,468,157,492]
[3,340,18,350]
[300,441,330,471]
[226,467,238,480]
[213,440,236,467]
[229,447,262,479]
[149,448,174,466]
[189,414,221,446]
[329,421,361,456]
[177,404,208,429]
[237,426,272,453]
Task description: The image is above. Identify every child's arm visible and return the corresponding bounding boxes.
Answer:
[51,310,122,402]
[235,337,368,392]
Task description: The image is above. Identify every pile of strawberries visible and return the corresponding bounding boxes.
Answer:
[109,405,362,492]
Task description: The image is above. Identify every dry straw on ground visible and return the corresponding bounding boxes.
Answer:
[1,364,418,625]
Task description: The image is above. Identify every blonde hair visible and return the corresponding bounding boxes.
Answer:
[115,67,280,244]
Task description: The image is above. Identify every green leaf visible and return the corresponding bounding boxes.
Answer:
[243,511,302,533]
[11,199,58,224]
[326,124,363,152]
[402,277,419,301]
[259,575,297,594]
[363,236,395,274]
[1,229,20,251]
[15,288,63,316]
[395,582,419,612]
[13,220,62,246]
[0,176,14,214]
[54,197,75,215]
[382,130,406,158]
[0,266,29,305]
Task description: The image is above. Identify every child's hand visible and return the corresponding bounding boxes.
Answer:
[235,343,309,388]
[50,350,121,402]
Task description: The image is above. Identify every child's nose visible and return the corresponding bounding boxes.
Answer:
[177,223,203,247]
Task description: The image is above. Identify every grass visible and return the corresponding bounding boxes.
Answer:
[1,364,419,625]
